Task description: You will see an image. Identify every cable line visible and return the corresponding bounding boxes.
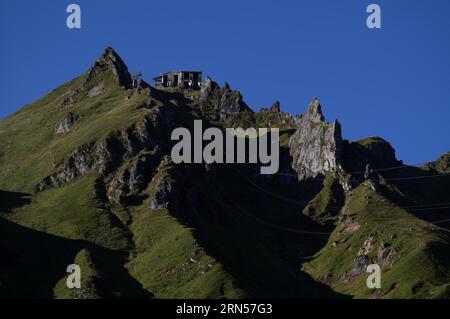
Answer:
[218,185,332,235]
[240,163,450,182]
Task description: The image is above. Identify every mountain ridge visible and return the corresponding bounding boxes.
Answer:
[1,47,449,299]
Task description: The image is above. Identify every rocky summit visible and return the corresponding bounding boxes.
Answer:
[0,47,449,299]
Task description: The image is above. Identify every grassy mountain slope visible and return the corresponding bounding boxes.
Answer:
[303,181,450,298]
[1,47,449,299]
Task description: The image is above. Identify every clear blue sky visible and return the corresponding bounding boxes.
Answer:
[1,0,449,164]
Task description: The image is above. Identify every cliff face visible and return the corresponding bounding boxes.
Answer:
[289,98,343,180]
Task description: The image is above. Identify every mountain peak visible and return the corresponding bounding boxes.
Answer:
[305,97,324,122]
[84,47,133,89]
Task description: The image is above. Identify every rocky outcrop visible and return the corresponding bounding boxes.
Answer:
[199,76,219,102]
[269,101,281,113]
[37,143,96,191]
[56,113,76,134]
[289,98,343,180]
[60,47,133,107]
[256,100,297,128]
[107,150,161,205]
[198,77,251,121]
[84,47,133,89]
[148,158,185,210]
[87,84,104,97]
[218,84,249,120]
[37,113,165,192]
[424,152,450,174]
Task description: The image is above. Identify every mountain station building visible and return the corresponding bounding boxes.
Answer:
[152,71,202,89]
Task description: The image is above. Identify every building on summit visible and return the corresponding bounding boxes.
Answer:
[153,71,202,89]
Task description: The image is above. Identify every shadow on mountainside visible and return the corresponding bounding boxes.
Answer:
[167,163,350,299]
[0,190,31,213]
[372,166,450,231]
[0,217,152,298]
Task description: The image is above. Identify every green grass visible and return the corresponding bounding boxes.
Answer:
[125,163,243,298]
[126,206,242,298]
[303,182,450,298]
[302,174,343,225]
[0,70,151,193]
[53,249,101,299]
[8,173,129,250]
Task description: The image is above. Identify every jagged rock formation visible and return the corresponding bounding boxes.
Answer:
[269,100,281,113]
[289,98,343,180]
[257,100,297,128]
[60,47,137,108]
[84,46,133,89]
[424,152,450,173]
[198,76,252,121]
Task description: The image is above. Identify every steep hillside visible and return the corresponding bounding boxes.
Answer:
[1,47,449,299]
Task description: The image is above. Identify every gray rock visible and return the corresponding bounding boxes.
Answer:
[377,241,391,261]
[200,76,219,101]
[87,83,104,97]
[38,113,162,192]
[149,173,175,210]
[352,255,369,276]
[269,101,281,113]
[148,158,186,211]
[198,76,251,121]
[218,87,249,120]
[289,97,343,180]
[37,143,96,191]
[107,151,160,205]
[56,113,75,134]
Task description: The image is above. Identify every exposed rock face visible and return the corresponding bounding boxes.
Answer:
[60,47,133,107]
[199,76,219,101]
[87,84,104,97]
[219,87,249,120]
[149,174,175,210]
[148,158,185,210]
[107,150,160,205]
[257,100,297,128]
[351,255,369,276]
[424,152,450,174]
[56,113,75,134]
[84,47,133,89]
[198,77,251,121]
[37,143,96,191]
[376,241,391,261]
[289,98,343,180]
[37,113,165,192]
[269,101,281,113]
